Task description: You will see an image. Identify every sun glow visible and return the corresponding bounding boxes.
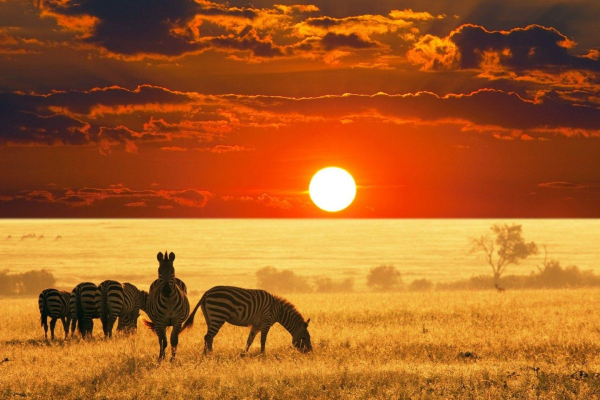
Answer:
[309,167,356,212]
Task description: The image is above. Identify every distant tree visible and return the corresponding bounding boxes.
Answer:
[17,269,56,295]
[367,265,402,291]
[0,269,13,295]
[0,269,56,296]
[314,277,354,293]
[471,223,538,286]
[409,278,434,291]
[256,266,312,293]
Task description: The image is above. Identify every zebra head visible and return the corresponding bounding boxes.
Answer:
[157,251,176,296]
[117,313,139,333]
[292,318,312,353]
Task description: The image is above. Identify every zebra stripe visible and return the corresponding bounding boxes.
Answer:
[70,282,99,339]
[97,280,125,338]
[116,283,148,333]
[38,288,71,340]
[144,251,190,361]
[182,286,312,354]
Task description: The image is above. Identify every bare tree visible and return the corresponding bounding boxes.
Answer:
[471,223,538,286]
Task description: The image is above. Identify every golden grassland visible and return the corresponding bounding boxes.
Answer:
[2,290,600,399]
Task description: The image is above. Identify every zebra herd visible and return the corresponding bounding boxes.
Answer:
[38,251,312,360]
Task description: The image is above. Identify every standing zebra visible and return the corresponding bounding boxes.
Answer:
[96,280,124,338]
[38,288,71,340]
[144,251,190,361]
[70,282,100,338]
[182,286,312,354]
[116,283,148,333]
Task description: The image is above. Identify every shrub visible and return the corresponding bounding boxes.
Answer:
[409,278,434,291]
[256,266,312,293]
[367,265,402,292]
[0,269,56,296]
[314,277,354,293]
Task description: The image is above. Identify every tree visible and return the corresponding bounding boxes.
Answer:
[471,223,538,286]
[314,277,354,293]
[367,265,402,291]
[255,266,312,293]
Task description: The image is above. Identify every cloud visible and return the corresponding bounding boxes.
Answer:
[320,32,380,51]
[9,185,213,209]
[4,83,600,152]
[38,0,426,65]
[223,89,600,134]
[407,24,600,88]
[538,182,600,190]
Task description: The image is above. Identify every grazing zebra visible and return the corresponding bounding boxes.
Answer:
[144,251,190,361]
[116,283,148,333]
[96,280,125,338]
[182,286,312,354]
[70,282,100,338]
[38,288,71,340]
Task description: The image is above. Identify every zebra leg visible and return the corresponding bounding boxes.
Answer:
[70,318,77,337]
[259,315,273,354]
[61,317,69,339]
[259,325,272,354]
[50,318,57,341]
[204,319,225,354]
[155,326,168,361]
[107,316,117,338]
[244,327,260,353]
[101,315,109,338]
[42,314,48,340]
[170,325,182,361]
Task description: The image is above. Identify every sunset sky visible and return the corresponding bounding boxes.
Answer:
[1,0,600,217]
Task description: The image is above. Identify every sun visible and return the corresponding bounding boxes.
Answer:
[309,167,356,212]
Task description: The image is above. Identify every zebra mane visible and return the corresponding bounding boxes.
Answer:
[273,295,305,322]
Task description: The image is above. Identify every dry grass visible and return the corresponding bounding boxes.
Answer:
[2,290,600,399]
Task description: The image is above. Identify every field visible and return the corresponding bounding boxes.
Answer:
[2,290,600,399]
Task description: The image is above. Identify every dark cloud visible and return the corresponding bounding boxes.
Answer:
[226,89,600,133]
[538,182,600,190]
[409,24,600,73]
[0,85,191,147]
[7,185,213,209]
[0,92,89,145]
[42,0,202,57]
[320,32,380,50]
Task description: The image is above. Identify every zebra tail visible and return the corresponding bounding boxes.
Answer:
[142,319,156,332]
[181,294,205,331]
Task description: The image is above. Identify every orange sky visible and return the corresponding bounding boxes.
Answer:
[1,0,600,217]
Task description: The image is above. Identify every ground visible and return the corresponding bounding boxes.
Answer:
[1,290,600,399]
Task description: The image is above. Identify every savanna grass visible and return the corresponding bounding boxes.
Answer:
[1,290,600,399]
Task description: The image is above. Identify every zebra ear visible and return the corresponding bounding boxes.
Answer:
[168,252,175,262]
[157,252,163,262]
[306,318,310,326]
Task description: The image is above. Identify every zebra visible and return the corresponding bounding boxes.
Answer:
[38,288,71,340]
[182,286,312,354]
[144,251,190,361]
[70,282,100,338]
[116,283,148,333]
[96,280,125,338]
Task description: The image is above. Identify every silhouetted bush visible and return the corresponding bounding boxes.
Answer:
[0,269,56,296]
[367,265,402,292]
[527,261,600,288]
[436,262,600,291]
[409,278,434,291]
[256,266,312,293]
[314,277,354,293]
